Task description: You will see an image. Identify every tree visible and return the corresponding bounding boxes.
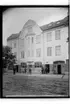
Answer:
[2,46,16,70]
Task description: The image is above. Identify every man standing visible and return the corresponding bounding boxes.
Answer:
[13,64,16,75]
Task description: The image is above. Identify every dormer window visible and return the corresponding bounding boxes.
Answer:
[56,21,60,24]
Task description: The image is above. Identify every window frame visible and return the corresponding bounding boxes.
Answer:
[27,50,30,57]
[14,52,17,58]
[47,47,52,56]
[55,29,61,40]
[36,35,41,44]
[46,32,52,42]
[32,50,34,57]
[21,51,24,58]
[55,45,61,56]
[28,26,32,33]
[28,37,30,45]
[36,48,41,57]
[13,42,16,48]
[32,37,34,43]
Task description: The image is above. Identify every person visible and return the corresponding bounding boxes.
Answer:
[29,68,31,74]
[13,64,16,75]
[16,65,18,72]
[41,66,44,74]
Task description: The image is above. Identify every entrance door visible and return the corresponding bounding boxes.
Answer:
[57,65,61,74]
[45,64,50,73]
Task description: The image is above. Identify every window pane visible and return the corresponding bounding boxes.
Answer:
[32,50,34,57]
[28,27,32,33]
[27,50,30,57]
[36,35,41,43]
[14,52,17,57]
[28,37,30,44]
[21,51,24,58]
[47,47,52,56]
[36,48,41,57]
[55,46,61,56]
[55,30,60,40]
[32,37,34,43]
[47,32,52,41]
[13,42,16,48]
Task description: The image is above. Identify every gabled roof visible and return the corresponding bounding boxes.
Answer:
[23,19,36,28]
[40,16,68,31]
[7,32,21,41]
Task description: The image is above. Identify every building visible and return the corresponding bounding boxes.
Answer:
[7,16,69,74]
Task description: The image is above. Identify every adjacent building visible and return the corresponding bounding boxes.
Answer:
[7,16,69,74]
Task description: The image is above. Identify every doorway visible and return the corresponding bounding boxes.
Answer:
[57,65,61,74]
[45,64,50,73]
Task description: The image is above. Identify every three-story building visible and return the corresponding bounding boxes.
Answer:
[7,16,68,74]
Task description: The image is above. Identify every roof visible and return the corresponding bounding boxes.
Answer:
[7,31,21,41]
[7,16,68,41]
[23,19,36,28]
[40,16,68,31]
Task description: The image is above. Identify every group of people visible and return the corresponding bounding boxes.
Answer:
[13,64,32,74]
[41,65,49,74]
[13,64,49,75]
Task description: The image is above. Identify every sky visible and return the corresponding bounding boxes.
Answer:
[3,7,68,45]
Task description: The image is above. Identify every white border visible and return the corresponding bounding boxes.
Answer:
[0,0,68,5]
[1,0,70,105]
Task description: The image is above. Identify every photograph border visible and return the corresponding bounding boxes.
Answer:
[1,5,69,98]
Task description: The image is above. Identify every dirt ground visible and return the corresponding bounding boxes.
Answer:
[3,71,69,97]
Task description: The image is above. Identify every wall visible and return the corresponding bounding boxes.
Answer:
[7,22,68,67]
[19,20,43,64]
[43,26,68,64]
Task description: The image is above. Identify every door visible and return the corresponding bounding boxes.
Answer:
[57,65,61,74]
[45,64,50,73]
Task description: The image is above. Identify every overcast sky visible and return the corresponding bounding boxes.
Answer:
[3,7,68,45]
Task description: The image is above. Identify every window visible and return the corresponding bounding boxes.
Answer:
[32,37,34,43]
[47,32,52,41]
[27,50,30,57]
[36,35,41,43]
[36,48,41,57]
[28,27,32,33]
[13,42,16,48]
[28,37,30,44]
[55,30,60,40]
[20,39,24,47]
[21,51,24,58]
[47,47,52,56]
[14,52,17,58]
[32,50,34,57]
[55,45,61,56]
